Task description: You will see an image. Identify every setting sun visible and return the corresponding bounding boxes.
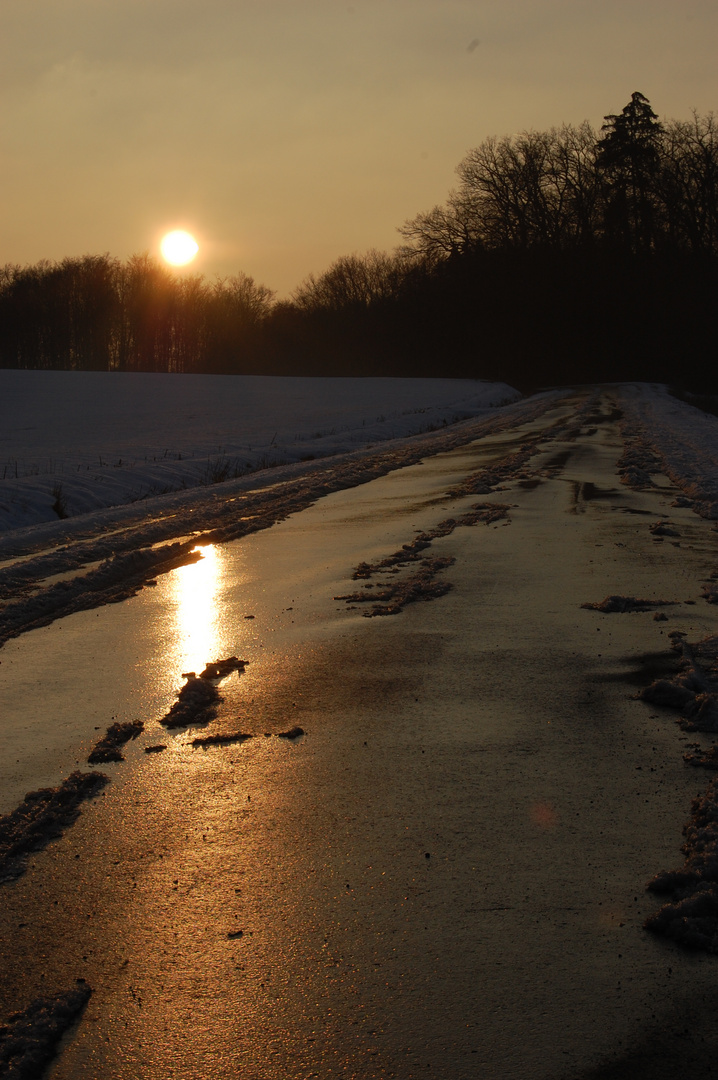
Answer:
[160,230,199,266]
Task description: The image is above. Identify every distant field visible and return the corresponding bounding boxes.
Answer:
[0,371,518,531]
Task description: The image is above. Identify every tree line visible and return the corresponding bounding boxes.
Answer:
[400,95,718,258]
[2,94,717,390]
[0,254,274,374]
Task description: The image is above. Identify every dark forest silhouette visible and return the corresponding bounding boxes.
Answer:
[0,255,274,375]
[2,94,717,390]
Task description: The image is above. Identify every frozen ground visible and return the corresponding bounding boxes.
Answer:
[2,379,718,1079]
[0,371,518,531]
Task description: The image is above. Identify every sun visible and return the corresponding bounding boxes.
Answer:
[160,230,199,266]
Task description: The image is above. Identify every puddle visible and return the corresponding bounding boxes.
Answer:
[31,559,104,591]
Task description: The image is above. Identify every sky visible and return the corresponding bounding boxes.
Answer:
[1,0,717,297]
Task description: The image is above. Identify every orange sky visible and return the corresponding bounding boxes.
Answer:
[1,0,717,296]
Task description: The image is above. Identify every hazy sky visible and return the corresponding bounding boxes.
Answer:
[2,0,717,296]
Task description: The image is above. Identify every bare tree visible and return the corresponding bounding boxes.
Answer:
[292,250,408,312]
[401,123,602,257]
[660,112,718,254]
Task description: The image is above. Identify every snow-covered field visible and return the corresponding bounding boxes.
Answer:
[0,371,518,532]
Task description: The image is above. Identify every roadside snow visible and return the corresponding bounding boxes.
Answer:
[616,384,718,517]
[0,372,518,532]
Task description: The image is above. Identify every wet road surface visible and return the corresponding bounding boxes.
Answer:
[3,389,718,1079]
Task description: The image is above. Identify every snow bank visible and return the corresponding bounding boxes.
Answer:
[616,384,718,517]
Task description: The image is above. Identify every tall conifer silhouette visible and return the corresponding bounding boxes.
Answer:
[597,92,664,251]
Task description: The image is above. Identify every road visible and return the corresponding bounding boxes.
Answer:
[2,387,718,1079]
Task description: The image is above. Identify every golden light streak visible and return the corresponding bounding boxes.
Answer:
[171,544,221,675]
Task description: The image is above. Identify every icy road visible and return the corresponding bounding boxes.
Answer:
[2,384,718,1080]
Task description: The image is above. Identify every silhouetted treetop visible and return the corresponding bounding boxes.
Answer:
[660,111,718,253]
[596,92,664,250]
[597,92,663,171]
[291,250,409,312]
[400,94,717,258]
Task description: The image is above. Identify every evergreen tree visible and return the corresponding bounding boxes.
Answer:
[597,91,664,251]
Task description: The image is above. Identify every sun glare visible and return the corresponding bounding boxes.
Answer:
[172,544,221,675]
[160,230,199,266]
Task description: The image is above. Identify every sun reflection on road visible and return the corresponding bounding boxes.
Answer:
[171,544,223,675]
